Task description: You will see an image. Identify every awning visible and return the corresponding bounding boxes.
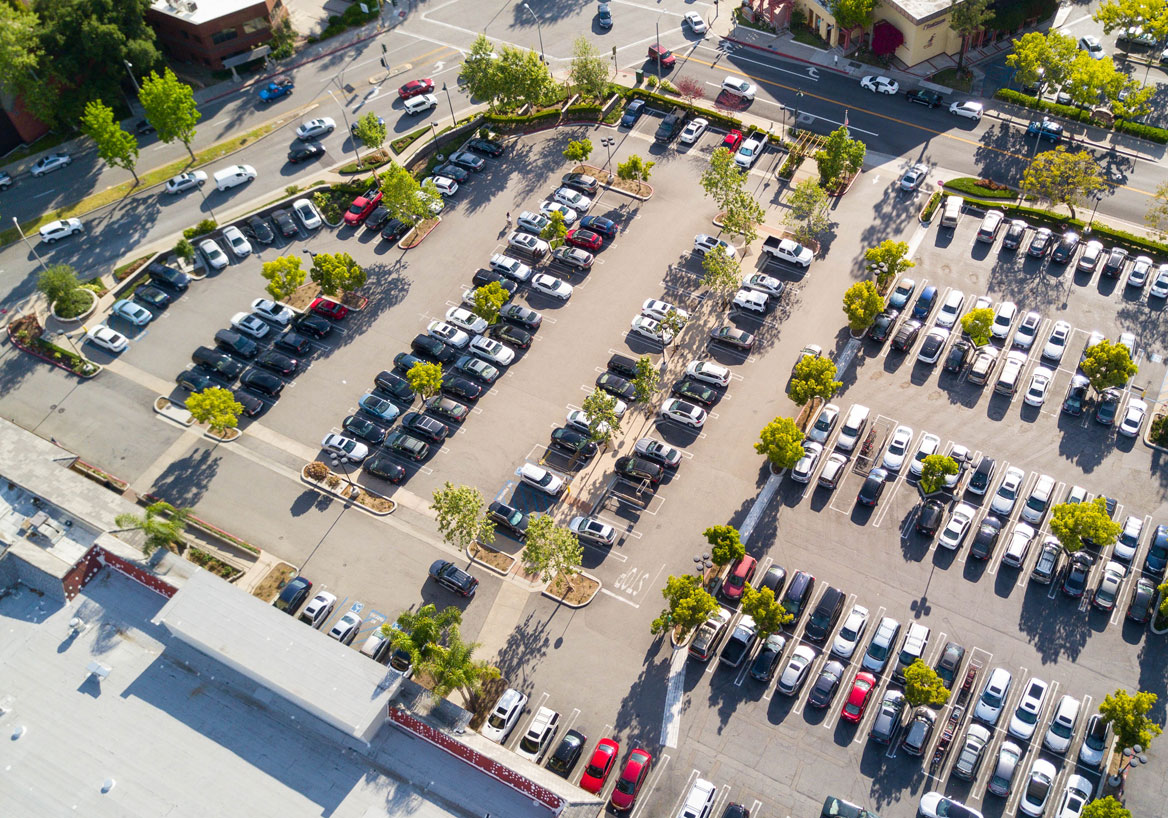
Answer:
[871,20,905,56]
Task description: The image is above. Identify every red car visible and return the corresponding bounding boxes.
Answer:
[398,78,435,100]
[565,228,603,252]
[722,130,744,151]
[343,188,384,225]
[721,554,757,601]
[840,672,877,723]
[610,749,653,811]
[310,297,349,321]
[579,737,619,794]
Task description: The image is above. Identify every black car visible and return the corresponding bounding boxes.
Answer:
[1144,524,1168,578]
[596,372,635,401]
[1062,376,1089,416]
[579,215,618,239]
[241,369,285,397]
[214,329,259,359]
[429,559,478,597]
[271,209,299,238]
[394,352,427,375]
[1051,231,1081,263]
[381,218,410,242]
[232,389,264,417]
[489,500,529,538]
[1002,220,1027,250]
[672,379,718,407]
[901,707,937,756]
[470,268,520,296]
[969,456,995,494]
[620,99,645,127]
[245,215,275,245]
[411,333,458,364]
[607,353,639,378]
[1128,577,1157,623]
[915,499,945,537]
[273,576,313,614]
[1095,388,1121,425]
[944,339,973,373]
[487,323,532,349]
[546,729,586,776]
[192,346,245,380]
[757,565,787,598]
[135,118,155,135]
[934,642,966,688]
[1101,247,1129,278]
[906,89,943,107]
[561,172,599,195]
[441,374,483,402]
[807,660,845,708]
[970,517,1003,560]
[274,331,313,356]
[449,152,485,172]
[892,319,922,352]
[255,350,298,376]
[293,312,332,339]
[364,454,406,483]
[550,426,598,458]
[133,284,171,308]
[385,430,430,461]
[365,206,391,231]
[1062,553,1095,597]
[858,468,888,506]
[867,309,899,343]
[614,455,663,486]
[499,304,542,330]
[425,395,469,423]
[435,163,469,183]
[1027,228,1054,257]
[466,137,505,157]
[149,262,190,292]
[342,414,387,445]
[401,411,448,443]
[749,634,785,682]
[374,370,417,402]
[287,143,326,163]
[175,369,215,392]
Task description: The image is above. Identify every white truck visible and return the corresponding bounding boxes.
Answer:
[762,235,814,268]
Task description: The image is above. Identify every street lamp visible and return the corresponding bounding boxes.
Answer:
[441,82,456,126]
[1086,189,1106,233]
[655,18,662,76]
[794,90,804,131]
[522,4,545,63]
[600,137,615,168]
[123,60,141,95]
[1109,745,1148,793]
[12,217,48,273]
[693,552,714,589]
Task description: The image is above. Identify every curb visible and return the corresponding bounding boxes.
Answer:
[468,544,515,577]
[539,571,602,608]
[6,322,101,378]
[153,396,193,426]
[299,468,396,515]
[1151,591,1168,635]
[400,215,442,249]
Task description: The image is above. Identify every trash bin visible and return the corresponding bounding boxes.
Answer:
[635,68,644,84]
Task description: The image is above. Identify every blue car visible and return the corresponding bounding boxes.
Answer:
[1025,118,1062,142]
[258,78,294,102]
[620,99,645,128]
[579,215,618,239]
[597,3,613,29]
[912,285,937,320]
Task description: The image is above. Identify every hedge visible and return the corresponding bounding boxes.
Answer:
[944,177,1017,199]
[994,88,1168,144]
[391,127,429,154]
[623,88,746,133]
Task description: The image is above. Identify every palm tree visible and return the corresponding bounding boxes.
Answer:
[385,603,461,666]
[114,501,191,556]
[420,625,500,706]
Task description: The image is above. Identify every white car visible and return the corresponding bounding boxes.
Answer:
[1054,776,1092,818]
[641,298,689,323]
[766,238,814,268]
[445,306,488,335]
[539,200,576,225]
[939,503,976,550]
[1119,398,1147,437]
[222,225,252,258]
[1150,264,1168,298]
[882,425,914,471]
[683,10,707,33]
[296,117,336,139]
[919,793,982,818]
[630,315,674,344]
[431,176,458,197]
[686,360,730,387]
[1012,310,1041,349]
[38,218,83,243]
[403,93,438,114]
[949,101,984,120]
[1008,677,1049,740]
[660,399,707,427]
[1078,239,1104,271]
[469,336,515,366]
[199,238,229,270]
[516,210,549,234]
[831,604,869,659]
[85,325,128,353]
[293,198,322,229]
[569,516,617,546]
[250,298,293,326]
[693,234,737,257]
[935,289,965,328]
[721,77,757,99]
[507,232,549,256]
[489,253,532,282]
[1019,759,1058,817]
[327,610,362,644]
[742,273,785,295]
[1118,331,1135,356]
[1023,367,1053,407]
[231,312,270,339]
[566,409,609,436]
[791,442,823,483]
[165,170,207,194]
[899,163,928,191]
[733,288,768,314]
[1128,255,1153,288]
[777,645,817,695]
[1042,320,1071,362]
[818,452,848,490]
[909,433,940,477]
[321,433,369,462]
[807,403,840,444]
[520,462,565,495]
[427,320,470,348]
[553,186,592,211]
[917,328,950,364]
[1079,34,1105,60]
[734,137,763,169]
[299,591,337,628]
[482,688,528,743]
[990,466,1025,516]
[975,666,1013,725]
[680,117,709,144]
[861,75,899,94]
[111,299,153,326]
[31,153,72,176]
[530,273,573,301]
[991,301,1017,340]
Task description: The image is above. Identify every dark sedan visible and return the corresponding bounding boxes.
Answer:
[364,454,406,483]
[245,215,275,245]
[709,325,755,351]
[382,218,410,242]
[441,375,483,402]
[857,468,889,506]
[384,430,430,461]
[499,304,542,330]
[807,660,845,708]
[134,285,171,308]
[969,517,1002,560]
[274,332,312,356]
[867,309,899,343]
[672,379,717,407]
[342,414,387,445]
[1128,577,1158,623]
[550,426,598,458]
[487,323,532,349]
[579,215,618,239]
[273,576,313,614]
[1051,231,1080,264]
[944,339,973,373]
[1094,388,1121,425]
[271,209,299,238]
[149,262,190,292]
[411,333,458,364]
[466,137,505,157]
[255,350,298,376]
[401,411,448,443]
[892,319,922,352]
[294,312,332,339]
[561,172,599,195]
[232,389,265,417]
[1062,553,1095,597]
[489,500,529,538]
[287,143,326,164]
[425,396,469,423]
[596,372,635,401]
[240,369,284,397]
[374,370,417,402]
[365,206,391,231]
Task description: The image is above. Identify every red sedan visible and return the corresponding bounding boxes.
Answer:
[610,749,653,811]
[398,78,435,100]
[343,188,384,225]
[720,554,757,601]
[840,672,877,723]
[579,737,619,794]
[722,130,744,151]
[310,298,349,321]
[565,228,603,252]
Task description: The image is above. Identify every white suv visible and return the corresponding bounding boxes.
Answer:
[835,404,870,452]
[975,666,1013,725]
[1008,677,1050,740]
[515,706,560,761]
[677,777,717,818]
[482,688,528,742]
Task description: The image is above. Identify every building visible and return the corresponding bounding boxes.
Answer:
[146,0,285,70]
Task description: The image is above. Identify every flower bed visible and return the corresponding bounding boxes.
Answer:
[542,571,601,607]
[572,164,652,199]
[920,191,943,223]
[470,541,515,574]
[301,463,396,514]
[7,314,100,377]
[339,149,393,174]
[188,547,242,580]
[944,177,1016,199]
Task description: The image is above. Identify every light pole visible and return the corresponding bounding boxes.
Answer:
[523,3,545,63]
[13,217,48,273]
[600,136,615,169]
[328,454,357,496]
[1109,745,1148,793]
[693,552,713,591]
[441,82,456,126]
[1086,190,1105,233]
[655,18,662,76]
[123,60,141,95]
[794,90,804,131]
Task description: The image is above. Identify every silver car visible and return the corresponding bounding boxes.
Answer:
[952,724,992,781]
[776,645,816,695]
[987,741,1022,797]
[861,616,900,673]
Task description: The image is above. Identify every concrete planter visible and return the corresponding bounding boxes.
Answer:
[50,289,97,325]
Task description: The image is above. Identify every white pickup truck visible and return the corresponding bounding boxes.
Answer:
[762,235,813,268]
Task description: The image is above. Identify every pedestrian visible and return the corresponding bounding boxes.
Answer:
[505,211,512,225]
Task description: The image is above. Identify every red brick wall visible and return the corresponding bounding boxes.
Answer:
[146,0,279,69]
[63,545,178,601]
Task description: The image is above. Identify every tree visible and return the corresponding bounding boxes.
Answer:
[864,239,914,290]
[114,500,191,557]
[1050,497,1122,552]
[420,624,501,704]
[842,281,884,333]
[352,110,388,153]
[1080,338,1138,392]
[720,188,765,245]
[788,356,841,406]
[617,155,654,183]
[37,264,88,315]
[460,35,503,103]
[470,282,510,324]
[1096,0,1168,42]
[1006,31,1078,93]
[430,483,494,555]
[632,355,660,404]
[829,0,876,31]
[704,525,745,566]
[755,417,806,470]
[0,4,41,105]
[814,126,866,190]
[700,147,746,211]
[919,455,959,495]
[650,574,718,637]
[186,386,243,435]
[1145,180,1168,240]
[407,361,444,400]
[949,0,992,74]
[1099,688,1162,750]
[1064,52,1152,117]
[658,309,688,363]
[139,68,201,160]
[490,45,555,111]
[379,162,426,224]
[261,256,305,301]
[563,138,593,162]
[569,36,609,98]
[309,252,366,296]
[960,307,994,346]
[741,584,793,639]
[540,209,568,248]
[521,515,584,591]
[784,178,832,243]
[81,100,140,184]
[700,244,741,305]
[903,658,951,707]
[386,603,461,666]
[581,388,621,449]
[677,76,705,103]
[1081,797,1132,818]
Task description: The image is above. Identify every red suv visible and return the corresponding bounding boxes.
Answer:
[647,43,676,69]
[721,554,757,601]
[566,228,603,251]
[310,298,349,321]
[343,188,383,225]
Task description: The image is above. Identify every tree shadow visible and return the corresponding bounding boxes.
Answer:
[147,444,222,507]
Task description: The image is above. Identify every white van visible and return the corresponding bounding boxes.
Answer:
[835,404,870,452]
[213,164,257,191]
[940,195,962,228]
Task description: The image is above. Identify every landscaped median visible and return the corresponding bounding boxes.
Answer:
[6,314,100,378]
[994,88,1168,144]
[301,460,396,514]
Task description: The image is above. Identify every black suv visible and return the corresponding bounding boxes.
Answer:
[192,346,245,380]
[781,571,816,623]
[488,500,528,538]
[374,370,417,402]
[240,369,284,397]
[411,333,458,364]
[944,339,973,373]
[607,353,639,378]
[294,312,332,339]
[401,411,448,443]
[915,499,945,537]
[655,109,685,144]
[149,262,190,292]
[906,89,943,108]
[803,586,845,643]
[429,560,478,597]
[214,329,258,359]
[614,456,663,486]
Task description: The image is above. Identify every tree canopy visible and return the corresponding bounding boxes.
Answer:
[704,524,745,567]
[788,356,841,406]
[960,307,994,346]
[814,126,866,189]
[784,178,832,243]
[864,239,914,289]
[310,252,366,296]
[1023,147,1107,219]
[114,500,190,556]
[430,483,494,554]
[471,281,510,325]
[700,244,741,303]
[1006,30,1078,92]
[842,281,884,332]
[261,256,305,301]
[1080,338,1138,392]
[650,574,718,637]
[1050,497,1121,552]
[903,658,951,707]
[949,0,992,73]
[460,35,553,111]
[186,386,242,434]
[569,36,609,98]
[81,100,140,183]
[407,361,444,400]
[741,585,793,639]
[1099,688,1162,750]
[755,417,806,470]
[139,68,201,160]
[918,455,959,495]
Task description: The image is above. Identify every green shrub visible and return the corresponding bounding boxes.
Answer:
[1151,414,1168,446]
[183,219,218,240]
[1115,119,1168,143]
[778,147,804,180]
[313,191,341,223]
[623,88,745,132]
[174,238,195,261]
[921,191,942,222]
[54,287,94,319]
[391,127,429,154]
[945,177,1017,199]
